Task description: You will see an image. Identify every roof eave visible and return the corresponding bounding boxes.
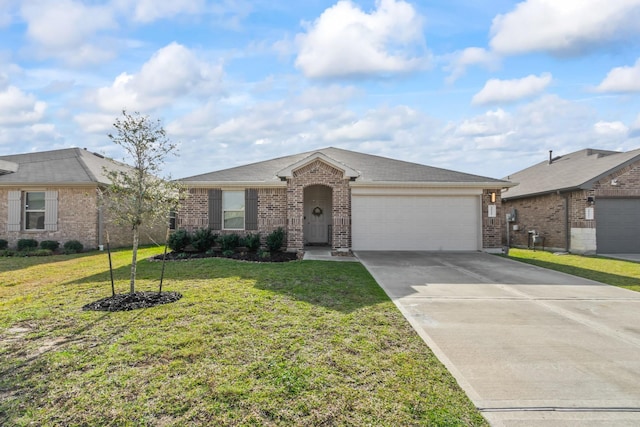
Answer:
[350,180,516,188]
[177,180,287,188]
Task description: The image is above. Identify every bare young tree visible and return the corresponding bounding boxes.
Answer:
[102,110,181,294]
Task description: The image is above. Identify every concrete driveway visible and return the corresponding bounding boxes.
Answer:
[355,251,640,426]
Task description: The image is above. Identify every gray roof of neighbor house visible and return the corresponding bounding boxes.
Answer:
[179,146,511,186]
[0,148,132,185]
[502,148,640,200]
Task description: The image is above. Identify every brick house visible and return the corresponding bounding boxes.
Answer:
[0,148,165,250]
[177,147,513,252]
[501,148,640,254]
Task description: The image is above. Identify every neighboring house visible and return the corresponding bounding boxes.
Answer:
[177,147,513,252]
[501,148,640,254]
[0,148,165,250]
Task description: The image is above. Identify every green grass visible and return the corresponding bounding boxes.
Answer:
[507,248,640,292]
[0,248,487,426]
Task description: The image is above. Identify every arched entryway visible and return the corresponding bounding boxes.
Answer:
[303,185,333,246]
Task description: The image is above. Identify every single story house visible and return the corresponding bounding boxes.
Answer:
[0,148,165,250]
[177,147,514,252]
[501,148,640,254]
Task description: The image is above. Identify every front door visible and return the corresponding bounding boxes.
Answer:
[304,185,332,244]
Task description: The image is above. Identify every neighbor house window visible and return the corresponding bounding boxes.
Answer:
[169,210,177,230]
[222,191,245,229]
[7,190,58,232]
[25,192,46,230]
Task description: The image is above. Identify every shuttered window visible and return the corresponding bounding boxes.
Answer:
[6,190,57,231]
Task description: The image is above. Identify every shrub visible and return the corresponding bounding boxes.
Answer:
[242,233,261,252]
[17,239,38,251]
[258,249,270,259]
[168,229,191,252]
[222,249,235,257]
[218,234,240,251]
[0,249,15,257]
[265,227,285,252]
[40,240,60,251]
[63,240,84,254]
[191,228,217,252]
[0,239,8,250]
[31,249,53,257]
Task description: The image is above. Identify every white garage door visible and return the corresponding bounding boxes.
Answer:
[352,195,481,251]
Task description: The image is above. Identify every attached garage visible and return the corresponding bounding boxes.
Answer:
[596,198,640,254]
[351,188,482,251]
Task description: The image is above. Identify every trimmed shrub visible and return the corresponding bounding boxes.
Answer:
[40,240,60,251]
[265,227,285,252]
[0,249,16,257]
[242,233,261,252]
[217,233,240,252]
[63,240,84,254]
[168,229,191,252]
[17,239,38,251]
[191,228,217,252]
[0,239,8,250]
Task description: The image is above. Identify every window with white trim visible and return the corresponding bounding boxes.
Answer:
[222,191,245,229]
[25,191,46,230]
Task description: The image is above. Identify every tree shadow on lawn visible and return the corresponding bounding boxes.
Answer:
[0,250,98,275]
[64,257,388,313]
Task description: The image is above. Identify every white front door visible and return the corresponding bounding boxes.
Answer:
[304,185,332,244]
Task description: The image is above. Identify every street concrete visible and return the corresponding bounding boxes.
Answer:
[355,251,640,427]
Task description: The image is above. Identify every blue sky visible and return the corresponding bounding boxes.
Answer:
[1,0,639,180]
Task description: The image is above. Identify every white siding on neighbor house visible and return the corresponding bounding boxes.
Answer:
[352,192,481,251]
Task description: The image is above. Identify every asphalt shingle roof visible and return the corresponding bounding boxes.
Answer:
[180,147,509,185]
[502,148,640,200]
[0,148,132,185]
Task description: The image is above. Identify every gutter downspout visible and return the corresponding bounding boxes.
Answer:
[98,204,104,251]
[563,193,570,252]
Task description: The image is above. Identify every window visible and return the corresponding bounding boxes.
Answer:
[7,190,58,232]
[25,192,46,230]
[222,191,245,229]
[169,210,177,230]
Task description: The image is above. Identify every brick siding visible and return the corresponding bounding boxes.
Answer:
[482,189,504,250]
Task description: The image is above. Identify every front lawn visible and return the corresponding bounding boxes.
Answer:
[507,248,640,292]
[0,248,486,426]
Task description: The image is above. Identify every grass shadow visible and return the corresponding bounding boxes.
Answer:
[0,250,98,275]
[65,257,388,313]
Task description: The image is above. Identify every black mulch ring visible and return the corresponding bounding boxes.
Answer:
[150,251,299,263]
[82,291,183,312]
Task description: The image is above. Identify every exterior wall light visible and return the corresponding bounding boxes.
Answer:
[490,192,496,203]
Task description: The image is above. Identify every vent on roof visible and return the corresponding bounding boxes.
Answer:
[93,152,105,158]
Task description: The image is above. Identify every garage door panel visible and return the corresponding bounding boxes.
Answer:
[352,195,480,251]
[597,199,640,254]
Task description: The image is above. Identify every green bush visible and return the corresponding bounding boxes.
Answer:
[0,239,8,250]
[0,249,15,257]
[222,249,235,257]
[31,249,53,257]
[265,227,285,252]
[191,228,217,252]
[168,229,191,252]
[217,234,240,251]
[17,239,38,251]
[40,240,60,251]
[63,240,84,254]
[242,233,261,252]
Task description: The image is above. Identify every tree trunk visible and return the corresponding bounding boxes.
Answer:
[130,226,139,294]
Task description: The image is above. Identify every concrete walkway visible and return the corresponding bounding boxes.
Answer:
[356,251,640,426]
[302,247,359,262]
[598,253,640,262]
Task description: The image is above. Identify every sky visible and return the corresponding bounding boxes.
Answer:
[1,0,640,180]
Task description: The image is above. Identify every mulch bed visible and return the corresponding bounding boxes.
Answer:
[150,251,299,263]
[82,291,183,312]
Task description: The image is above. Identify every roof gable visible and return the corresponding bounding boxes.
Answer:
[276,152,360,180]
[502,148,640,200]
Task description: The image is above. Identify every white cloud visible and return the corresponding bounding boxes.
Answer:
[0,85,46,125]
[595,58,640,92]
[294,0,426,78]
[73,113,115,134]
[472,73,552,105]
[21,0,116,65]
[594,121,629,135]
[125,0,205,23]
[490,0,640,55]
[445,47,501,83]
[89,42,223,113]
